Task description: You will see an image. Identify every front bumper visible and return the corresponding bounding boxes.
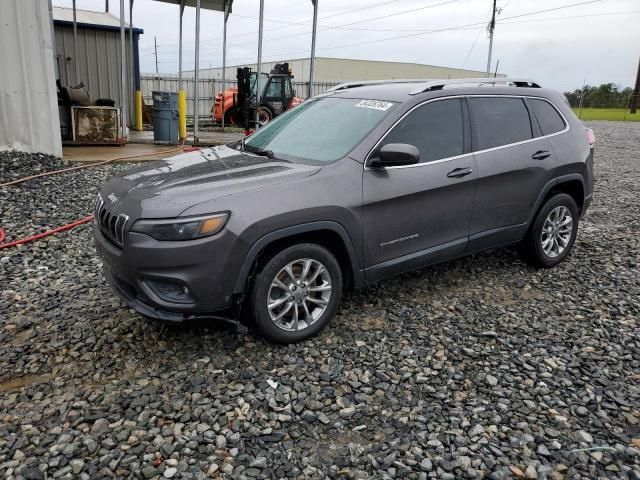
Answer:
[94,222,244,322]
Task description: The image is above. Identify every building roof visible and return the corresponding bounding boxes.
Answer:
[152,0,232,12]
[52,6,142,32]
[191,56,500,77]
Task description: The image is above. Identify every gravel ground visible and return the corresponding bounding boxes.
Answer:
[1,122,639,480]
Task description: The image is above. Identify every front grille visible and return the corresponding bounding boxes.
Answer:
[95,193,129,247]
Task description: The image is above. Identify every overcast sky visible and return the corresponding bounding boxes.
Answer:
[53,0,639,91]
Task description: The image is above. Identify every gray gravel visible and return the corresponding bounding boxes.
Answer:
[1,122,639,479]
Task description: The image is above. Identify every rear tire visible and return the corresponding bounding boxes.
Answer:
[521,193,579,268]
[250,244,342,343]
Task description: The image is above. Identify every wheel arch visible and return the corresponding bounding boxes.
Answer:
[528,174,586,227]
[233,221,363,295]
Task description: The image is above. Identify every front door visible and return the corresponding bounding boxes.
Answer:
[263,77,285,115]
[363,98,477,282]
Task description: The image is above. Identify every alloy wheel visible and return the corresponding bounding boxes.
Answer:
[267,258,332,332]
[540,205,573,258]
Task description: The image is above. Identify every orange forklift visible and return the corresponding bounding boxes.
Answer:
[212,63,303,126]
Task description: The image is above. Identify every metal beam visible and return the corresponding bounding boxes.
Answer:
[255,0,264,127]
[308,0,318,98]
[194,0,201,141]
[120,0,128,139]
[129,0,135,126]
[221,0,231,128]
[178,0,185,91]
[72,0,79,82]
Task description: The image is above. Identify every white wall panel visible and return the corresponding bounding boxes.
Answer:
[0,0,62,157]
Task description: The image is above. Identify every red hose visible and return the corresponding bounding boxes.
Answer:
[0,141,190,248]
[0,215,94,249]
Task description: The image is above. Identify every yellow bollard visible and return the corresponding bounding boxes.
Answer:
[178,89,187,141]
[135,91,143,131]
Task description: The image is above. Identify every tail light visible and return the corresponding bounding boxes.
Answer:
[586,128,595,146]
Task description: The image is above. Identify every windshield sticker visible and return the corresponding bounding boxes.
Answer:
[355,100,393,111]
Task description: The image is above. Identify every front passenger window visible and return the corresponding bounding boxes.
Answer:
[381,99,465,163]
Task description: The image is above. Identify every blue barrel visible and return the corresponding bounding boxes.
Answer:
[152,91,179,145]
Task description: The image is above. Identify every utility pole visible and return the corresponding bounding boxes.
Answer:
[154,36,159,74]
[309,0,318,98]
[631,57,640,114]
[105,0,109,12]
[486,0,497,78]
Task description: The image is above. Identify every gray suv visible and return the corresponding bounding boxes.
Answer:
[95,78,595,343]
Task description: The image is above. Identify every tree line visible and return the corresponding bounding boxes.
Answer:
[564,83,635,109]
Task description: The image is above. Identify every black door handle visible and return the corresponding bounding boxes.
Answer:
[532,150,551,160]
[447,167,473,178]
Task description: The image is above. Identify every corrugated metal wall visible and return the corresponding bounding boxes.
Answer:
[54,23,137,122]
[0,0,61,156]
[140,75,339,121]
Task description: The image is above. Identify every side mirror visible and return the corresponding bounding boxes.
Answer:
[369,143,419,169]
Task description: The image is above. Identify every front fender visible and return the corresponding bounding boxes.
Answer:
[232,221,363,294]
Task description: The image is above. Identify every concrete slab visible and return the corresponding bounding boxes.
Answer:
[63,143,188,163]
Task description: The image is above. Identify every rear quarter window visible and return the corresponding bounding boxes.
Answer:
[469,97,533,150]
[528,98,566,136]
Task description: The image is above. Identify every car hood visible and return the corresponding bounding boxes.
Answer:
[100,145,321,218]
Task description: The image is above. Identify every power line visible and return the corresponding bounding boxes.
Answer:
[216,0,463,52]
[462,4,494,68]
[157,0,406,50]
[223,0,604,54]
[144,0,609,57]
[296,0,608,56]
[151,0,460,55]
[500,9,640,24]
[145,0,618,69]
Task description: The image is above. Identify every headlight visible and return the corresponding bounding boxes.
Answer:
[131,213,229,241]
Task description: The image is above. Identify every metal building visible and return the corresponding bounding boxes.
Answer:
[192,57,503,83]
[52,6,143,122]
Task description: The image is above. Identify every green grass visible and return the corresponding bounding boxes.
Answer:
[572,108,640,122]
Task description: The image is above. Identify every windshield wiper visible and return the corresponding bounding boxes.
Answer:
[254,148,275,158]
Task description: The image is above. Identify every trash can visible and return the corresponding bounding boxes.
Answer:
[152,91,179,145]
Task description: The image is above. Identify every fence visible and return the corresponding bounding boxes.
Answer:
[140,75,340,122]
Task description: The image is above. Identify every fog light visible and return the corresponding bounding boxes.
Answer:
[145,278,194,304]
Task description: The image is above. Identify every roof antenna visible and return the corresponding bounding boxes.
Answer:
[493,59,500,78]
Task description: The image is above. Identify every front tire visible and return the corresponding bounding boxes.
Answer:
[522,193,579,268]
[223,107,239,126]
[257,106,273,124]
[250,244,342,343]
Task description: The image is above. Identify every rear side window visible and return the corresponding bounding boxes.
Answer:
[528,98,566,136]
[469,97,532,150]
[382,99,464,163]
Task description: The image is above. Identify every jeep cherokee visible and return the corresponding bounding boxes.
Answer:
[94,78,595,343]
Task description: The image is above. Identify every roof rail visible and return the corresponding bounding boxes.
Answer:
[327,79,436,92]
[408,77,541,95]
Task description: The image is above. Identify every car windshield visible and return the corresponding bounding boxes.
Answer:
[243,97,397,163]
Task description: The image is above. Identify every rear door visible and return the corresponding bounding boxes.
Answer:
[363,98,478,281]
[467,96,556,250]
